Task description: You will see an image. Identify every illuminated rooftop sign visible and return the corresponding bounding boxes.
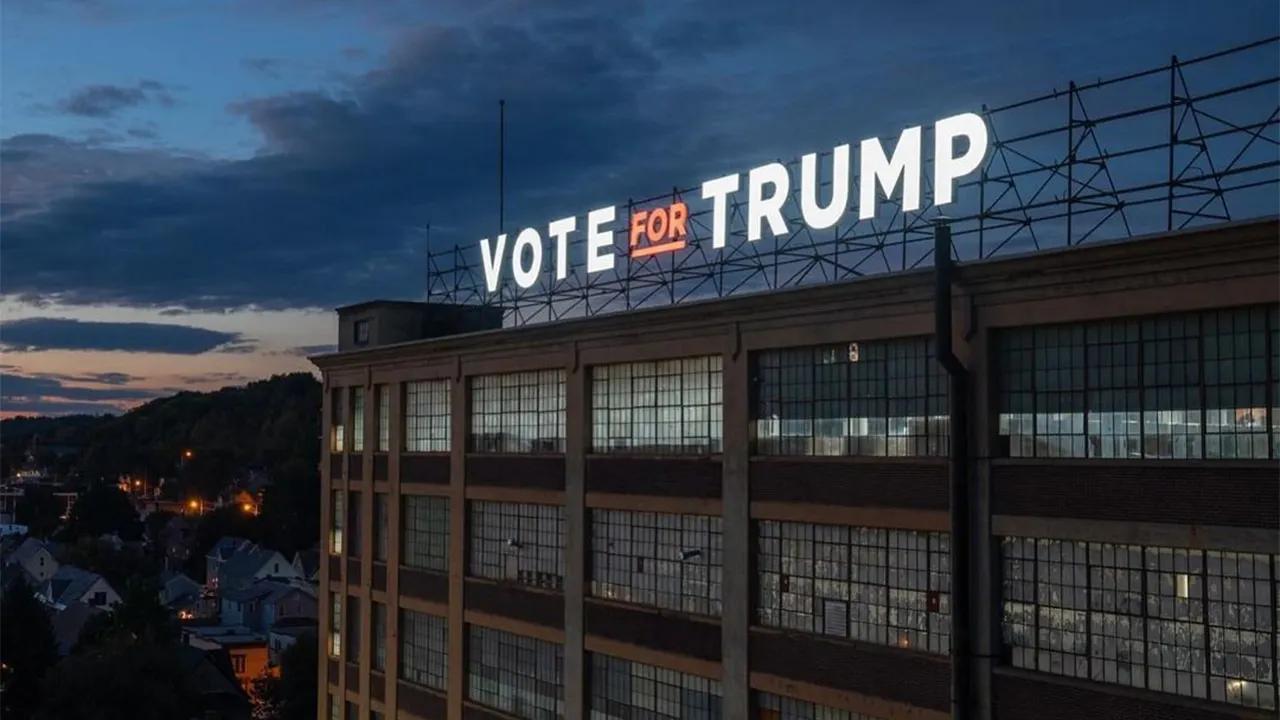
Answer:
[479,113,989,294]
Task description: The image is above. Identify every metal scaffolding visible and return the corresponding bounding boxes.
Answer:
[426,37,1280,327]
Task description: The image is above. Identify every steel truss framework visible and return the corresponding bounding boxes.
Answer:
[427,38,1280,327]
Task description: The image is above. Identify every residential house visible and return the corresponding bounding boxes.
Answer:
[219,578,316,633]
[216,545,298,594]
[40,565,120,610]
[183,625,272,693]
[159,569,208,619]
[205,536,253,589]
[5,536,59,586]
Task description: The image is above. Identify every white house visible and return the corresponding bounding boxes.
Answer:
[40,565,121,610]
[6,536,59,586]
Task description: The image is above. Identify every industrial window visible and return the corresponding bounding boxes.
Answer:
[329,592,342,657]
[755,692,882,720]
[469,501,564,591]
[373,493,388,563]
[402,495,449,572]
[329,490,344,555]
[331,388,346,453]
[400,609,447,691]
[372,602,386,672]
[589,509,722,616]
[351,387,366,452]
[376,384,390,452]
[346,595,361,663]
[754,338,948,456]
[589,653,721,719]
[354,319,370,346]
[345,701,359,720]
[471,369,566,453]
[591,356,723,453]
[1000,537,1278,710]
[404,379,450,453]
[756,521,951,655]
[467,626,563,719]
[997,305,1277,459]
[346,491,362,557]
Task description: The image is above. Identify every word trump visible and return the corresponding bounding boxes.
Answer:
[479,112,988,293]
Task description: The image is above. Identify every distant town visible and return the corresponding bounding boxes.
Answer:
[0,373,320,720]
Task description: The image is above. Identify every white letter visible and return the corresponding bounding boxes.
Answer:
[748,163,789,241]
[586,206,616,274]
[547,216,576,280]
[701,174,739,249]
[934,112,988,206]
[511,227,543,289]
[479,234,507,293]
[859,126,921,220]
[800,144,850,230]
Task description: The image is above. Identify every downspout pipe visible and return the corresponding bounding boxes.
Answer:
[935,221,971,720]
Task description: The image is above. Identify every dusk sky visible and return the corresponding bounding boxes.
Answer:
[2,0,1276,416]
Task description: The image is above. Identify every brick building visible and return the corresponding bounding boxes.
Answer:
[313,218,1278,720]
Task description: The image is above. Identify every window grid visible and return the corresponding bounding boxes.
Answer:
[331,388,345,453]
[1203,307,1270,459]
[373,493,388,563]
[402,495,449,572]
[591,356,723,454]
[467,626,563,719]
[404,380,451,453]
[400,609,447,691]
[347,491,361,557]
[376,384,390,452]
[372,602,386,672]
[470,501,564,591]
[329,592,342,657]
[346,595,361,663]
[589,652,722,719]
[997,305,1278,459]
[1000,537,1278,710]
[589,509,723,616]
[756,521,950,655]
[351,387,365,452]
[755,691,883,720]
[754,338,948,457]
[471,370,566,453]
[329,490,344,555]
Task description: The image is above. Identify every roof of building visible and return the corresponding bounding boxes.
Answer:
[185,624,265,647]
[268,622,316,640]
[49,600,104,655]
[46,565,112,606]
[218,547,287,589]
[159,570,202,606]
[8,536,51,566]
[221,578,302,604]
[175,644,249,703]
[292,548,319,578]
[207,536,253,562]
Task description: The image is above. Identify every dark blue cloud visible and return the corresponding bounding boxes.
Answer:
[55,80,174,117]
[1,373,161,402]
[0,317,243,354]
[1,3,1275,312]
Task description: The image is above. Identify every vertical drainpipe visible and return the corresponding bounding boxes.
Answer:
[935,221,971,720]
